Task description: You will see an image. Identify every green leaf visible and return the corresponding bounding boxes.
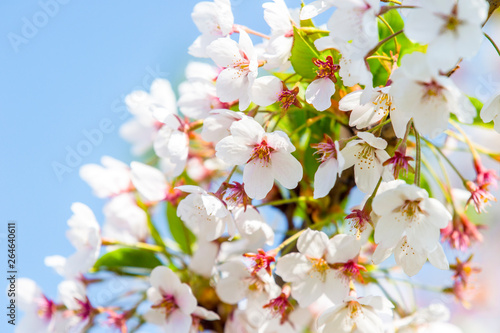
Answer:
[166,202,195,254]
[290,26,320,80]
[94,248,162,270]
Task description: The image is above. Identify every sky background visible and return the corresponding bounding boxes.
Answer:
[1,1,500,332]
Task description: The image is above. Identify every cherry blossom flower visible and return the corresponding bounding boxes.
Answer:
[130,161,169,203]
[262,0,297,71]
[144,266,198,333]
[178,62,232,120]
[215,260,280,305]
[390,52,475,138]
[316,295,394,333]
[339,86,396,130]
[383,149,415,180]
[45,203,101,279]
[480,92,500,133]
[341,131,391,194]
[206,31,258,111]
[176,185,236,241]
[18,278,65,333]
[189,240,220,278]
[234,206,275,247]
[300,0,336,20]
[215,117,303,200]
[79,156,132,198]
[405,0,489,71]
[371,182,451,276]
[305,56,340,111]
[441,212,483,251]
[102,194,149,243]
[311,135,345,199]
[275,230,362,307]
[189,0,234,58]
[251,76,301,110]
[326,0,380,54]
[58,279,94,331]
[201,109,245,143]
[465,180,496,213]
[393,303,462,333]
[222,181,251,211]
[315,35,373,88]
[120,78,177,155]
[153,114,190,178]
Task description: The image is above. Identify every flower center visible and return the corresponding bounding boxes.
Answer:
[373,92,394,115]
[399,199,424,223]
[420,79,445,100]
[347,300,363,319]
[440,5,463,32]
[232,50,251,75]
[312,135,337,163]
[278,86,300,110]
[249,139,274,164]
[152,294,178,318]
[309,257,330,281]
[74,297,93,320]
[313,56,339,80]
[37,295,56,321]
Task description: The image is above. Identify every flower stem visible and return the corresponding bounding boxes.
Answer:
[421,137,469,184]
[234,24,270,39]
[379,5,416,16]
[449,120,481,161]
[365,30,404,59]
[255,196,314,208]
[414,126,421,186]
[101,238,165,253]
[270,229,306,255]
[377,16,398,51]
[484,32,500,57]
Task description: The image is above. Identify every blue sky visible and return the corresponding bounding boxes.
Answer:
[0,1,270,331]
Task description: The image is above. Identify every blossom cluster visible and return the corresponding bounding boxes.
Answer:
[19,0,500,332]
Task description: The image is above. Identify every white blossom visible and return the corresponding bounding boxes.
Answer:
[339,86,396,130]
[372,181,451,276]
[390,52,475,138]
[215,260,280,305]
[215,117,303,200]
[275,230,362,307]
[480,92,500,133]
[144,266,198,333]
[45,203,101,279]
[317,295,394,333]
[207,31,258,111]
[405,0,489,71]
[177,185,236,241]
[79,156,132,198]
[189,0,234,58]
[341,131,391,194]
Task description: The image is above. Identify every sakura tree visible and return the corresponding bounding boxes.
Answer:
[20,0,500,332]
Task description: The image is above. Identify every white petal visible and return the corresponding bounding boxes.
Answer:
[374,213,408,249]
[275,253,312,282]
[327,234,361,263]
[130,162,167,202]
[428,243,449,271]
[314,158,340,199]
[271,151,303,190]
[305,78,336,111]
[215,136,253,165]
[251,76,282,107]
[297,229,329,258]
[243,159,275,200]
